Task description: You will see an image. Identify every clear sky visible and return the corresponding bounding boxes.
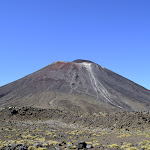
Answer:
[0,0,150,90]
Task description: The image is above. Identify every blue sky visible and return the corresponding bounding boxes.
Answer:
[0,0,150,89]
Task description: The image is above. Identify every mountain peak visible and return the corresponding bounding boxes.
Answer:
[0,59,150,112]
[73,59,94,64]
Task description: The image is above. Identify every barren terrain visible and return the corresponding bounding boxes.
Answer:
[1,60,150,149]
[0,107,150,150]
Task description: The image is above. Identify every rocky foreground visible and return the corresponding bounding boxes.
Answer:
[0,107,150,150]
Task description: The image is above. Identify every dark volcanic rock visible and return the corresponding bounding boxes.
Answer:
[2,144,28,150]
[11,109,18,115]
[77,141,87,149]
[0,59,150,112]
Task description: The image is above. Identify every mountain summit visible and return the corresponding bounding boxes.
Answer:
[0,59,150,112]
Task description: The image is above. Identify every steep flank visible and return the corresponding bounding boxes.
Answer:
[0,59,150,112]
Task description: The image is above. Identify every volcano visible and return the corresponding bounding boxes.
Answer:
[0,59,150,112]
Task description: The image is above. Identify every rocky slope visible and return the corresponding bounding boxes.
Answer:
[0,59,150,112]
